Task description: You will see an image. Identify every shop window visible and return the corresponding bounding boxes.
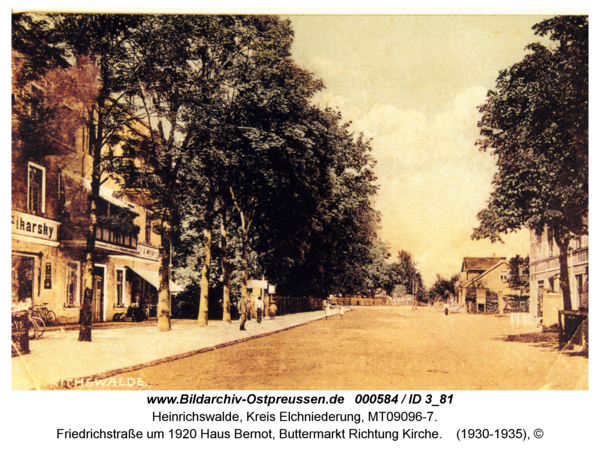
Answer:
[66,261,80,308]
[115,268,125,307]
[28,163,46,215]
[12,255,35,306]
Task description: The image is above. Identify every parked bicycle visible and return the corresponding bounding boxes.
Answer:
[28,314,45,339]
[12,308,44,339]
[30,303,56,326]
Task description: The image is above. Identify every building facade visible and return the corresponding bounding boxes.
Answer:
[457,257,507,308]
[529,227,588,322]
[11,53,179,324]
[460,260,525,313]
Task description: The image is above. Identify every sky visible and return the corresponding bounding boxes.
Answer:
[285,14,555,286]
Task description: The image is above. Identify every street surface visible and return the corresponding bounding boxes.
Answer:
[74,307,588,390]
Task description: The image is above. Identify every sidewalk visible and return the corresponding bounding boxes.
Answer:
[12,309,344,390]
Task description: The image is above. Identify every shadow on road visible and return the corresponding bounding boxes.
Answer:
[562,350,589,359]
[496,332,588,359]
[501,332,558,343]
[494,332,560,351]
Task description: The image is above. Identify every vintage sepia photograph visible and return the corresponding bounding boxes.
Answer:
[11,10,588,392]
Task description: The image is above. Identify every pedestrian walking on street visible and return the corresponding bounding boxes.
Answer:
[256,297,264,324]
[269,302,277,320]
[325,302,331,320]
[339,305,344,319]
[239,297,248,331]
[247,298,253,321]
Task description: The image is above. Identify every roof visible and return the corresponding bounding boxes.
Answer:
[461,257,506,273]
[466,261,509,287]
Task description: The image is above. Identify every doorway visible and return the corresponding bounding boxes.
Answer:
[92,266,105,322]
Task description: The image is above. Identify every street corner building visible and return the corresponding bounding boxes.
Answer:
[456,257,518,313]
[529,227,589,328]
[11,53,181,325]
[456,227,589,333]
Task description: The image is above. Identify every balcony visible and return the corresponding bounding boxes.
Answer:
[95,226,138,249]
[93,194,140,250]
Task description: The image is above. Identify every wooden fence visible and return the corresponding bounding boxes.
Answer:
[269,295,407,316]
[333,297,388,306]
[269,296,323,316]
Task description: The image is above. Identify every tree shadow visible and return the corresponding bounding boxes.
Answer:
[496,332,589,358]
[561,349,589,359]
[503,332,558,344]
[494,332,560,350]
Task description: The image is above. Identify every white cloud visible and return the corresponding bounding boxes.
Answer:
[310,55,355,79]
[337,86,529,285]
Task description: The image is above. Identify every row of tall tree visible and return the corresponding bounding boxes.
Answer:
[13,13,386,339]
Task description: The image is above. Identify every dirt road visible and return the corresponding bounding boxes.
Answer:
[74,307,588,390]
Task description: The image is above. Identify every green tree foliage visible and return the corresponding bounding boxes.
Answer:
[429,275,458,303]
[256,108,380,298]
[218,17,327,301]
[388,250,423,297]
[115,14,224,329]
[472,16,588,311]
[508,255,530,293]
[121,15,326,325]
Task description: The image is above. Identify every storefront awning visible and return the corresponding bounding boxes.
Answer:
[69,171,137,212]
[126,266,184,293]
[98,185,137,212]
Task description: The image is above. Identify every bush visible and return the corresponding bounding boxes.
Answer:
[503,294,530,313]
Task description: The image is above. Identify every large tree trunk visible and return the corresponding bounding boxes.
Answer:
[157,220,172,331]
[78,109,102,342]
[78,181,98,342]
[197,224,211,326]
[554,228,573,311]
[221,211,231,323]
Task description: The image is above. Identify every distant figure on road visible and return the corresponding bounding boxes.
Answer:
[269,302,277,320]
[247,298,254,321]
[256,297,264,324]
[325,302,332,320]
[339,305,344,319]
[239,297,247,331]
